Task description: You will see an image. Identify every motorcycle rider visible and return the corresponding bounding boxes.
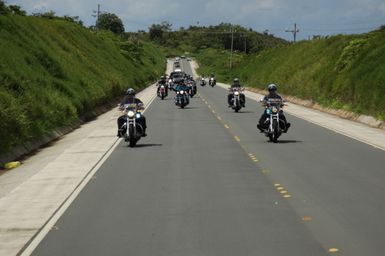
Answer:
[117,88,147,137]
[228,78,246,107]
[157,76,168,94]
[173,78,190,93]
[257,84,291,133]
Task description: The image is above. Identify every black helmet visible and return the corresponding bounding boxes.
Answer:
[268,84,277,92]
[234,78,240,83]
[126,88,135,95]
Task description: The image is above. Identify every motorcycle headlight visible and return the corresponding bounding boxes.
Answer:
[127,111,135,118]
[180,90,185,94]
[234,91,240,96]
[272,107,278,113]
[135,113,141,119]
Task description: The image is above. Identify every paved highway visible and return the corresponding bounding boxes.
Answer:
[31,60,385,256]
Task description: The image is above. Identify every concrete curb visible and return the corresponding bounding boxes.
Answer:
[246,87,385,131]
[0,86,156,167]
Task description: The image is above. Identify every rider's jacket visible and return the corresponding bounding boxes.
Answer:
[120,96,143,106]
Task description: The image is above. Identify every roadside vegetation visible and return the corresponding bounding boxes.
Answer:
[194,28,385,120]
[140,20,385,120]
[0,3,165,155]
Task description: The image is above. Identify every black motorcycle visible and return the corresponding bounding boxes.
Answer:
[229,88,245,112]
[260,99,287,143]
[209,77,216,87]
[119,103,145,147]
[200,78,206,86]
[175,90,190,108]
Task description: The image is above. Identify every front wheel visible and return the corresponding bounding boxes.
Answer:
[272,119,279,143]
[128,125,137,147]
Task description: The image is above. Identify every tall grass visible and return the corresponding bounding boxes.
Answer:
[195,29,385,120]
[0,15,165,154]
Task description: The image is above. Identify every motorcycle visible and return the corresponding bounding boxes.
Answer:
[229,88,244,112]
[175,90,189,108]
[260,98,287,143]
[200,78,206,86]
[157,84,168,100]
[209,77,216,87]
[188,82,197,98]
[119,103,145,147]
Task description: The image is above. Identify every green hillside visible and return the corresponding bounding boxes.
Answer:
[0,14,165,155]
[196,28,385,120]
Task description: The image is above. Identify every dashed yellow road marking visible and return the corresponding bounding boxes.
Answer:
[280,190,288,194]
[283,194,292,198]
[253,159,259,162]
[224,124,230,129]
[276,187,284,191]
[302,216,313,221]
[208,105,212,109]
[234,136,241,142]
[212,110,216,114]
[274,184,281,187]
[248,154,254,156]
[328,248,339,253]
[217,116,222,120]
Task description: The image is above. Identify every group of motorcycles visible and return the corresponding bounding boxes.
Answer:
[119,58,289,147]
[157,72,197,109]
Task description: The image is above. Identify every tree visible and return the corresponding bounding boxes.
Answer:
[0,0,9,14]
[8,5,26,16]
[96,12,124,34]
[148,21,172,41]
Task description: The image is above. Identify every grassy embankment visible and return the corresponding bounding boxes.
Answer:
[195,28,385,121]
[0,15,165,156]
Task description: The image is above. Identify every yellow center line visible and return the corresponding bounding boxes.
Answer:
[212,110,216,114]
[224,124,230,129]
[274,184,281,187]
[302,216,313,221]
[283,194,292,198]
[217,116,222,120]
[234,136,241,142]
[328,248,339,253]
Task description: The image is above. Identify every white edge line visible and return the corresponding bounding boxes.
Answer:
[20,87,157,256]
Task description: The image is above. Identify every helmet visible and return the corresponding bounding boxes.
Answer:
[161,76,165,79]
[267,84,277,92]
[234,78,240,83]
[126,88,135,95]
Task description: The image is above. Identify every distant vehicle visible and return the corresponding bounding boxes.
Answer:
[181,55,186,59]
[175,57,181,61]
[170,71,184,83]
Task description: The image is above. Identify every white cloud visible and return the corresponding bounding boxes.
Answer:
[6,0,385,39]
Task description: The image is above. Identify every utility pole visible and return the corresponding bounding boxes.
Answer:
[92,4,101,30]
[285,23,299,42]
[230,26,234,69]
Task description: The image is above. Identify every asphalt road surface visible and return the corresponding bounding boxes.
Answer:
[32,60,385,256]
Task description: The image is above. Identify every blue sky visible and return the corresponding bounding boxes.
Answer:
[7,0,385,40]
